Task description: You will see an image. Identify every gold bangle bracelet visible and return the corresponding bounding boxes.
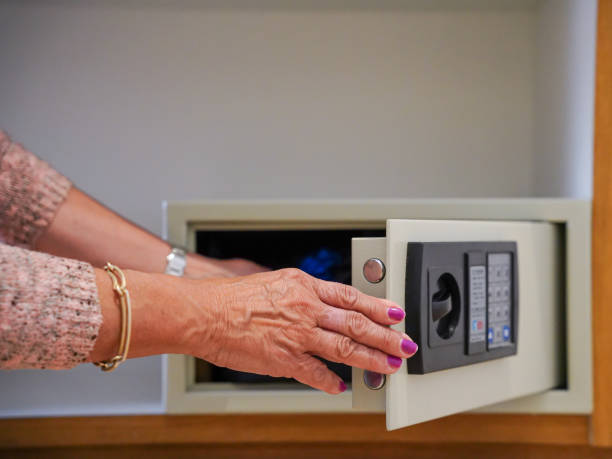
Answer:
[93,262,132,372]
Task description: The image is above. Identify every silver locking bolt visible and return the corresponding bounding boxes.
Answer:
[363,258,386,284]
[363,370,386,390]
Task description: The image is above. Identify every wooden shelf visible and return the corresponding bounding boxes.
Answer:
[0,414,589,449]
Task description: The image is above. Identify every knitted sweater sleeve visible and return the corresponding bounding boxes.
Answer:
[0,130,102,369]
[0,130,71,248]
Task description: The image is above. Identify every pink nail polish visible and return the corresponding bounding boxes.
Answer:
[401,338,418,355]
[339,381,347,392]
[388,307,405,321]
[387,355,402,368]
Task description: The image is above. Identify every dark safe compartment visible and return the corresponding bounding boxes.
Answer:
[194,228,385,386]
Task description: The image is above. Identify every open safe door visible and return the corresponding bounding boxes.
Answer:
[352,219,563,431]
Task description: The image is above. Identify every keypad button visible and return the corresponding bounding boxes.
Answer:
[494,326,503,342]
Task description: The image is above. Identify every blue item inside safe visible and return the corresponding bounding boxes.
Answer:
[298,248,342,281]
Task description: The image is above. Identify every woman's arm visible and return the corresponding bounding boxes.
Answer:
[34,187,257,279]
[1,242,417,392]
[0,130,263,278]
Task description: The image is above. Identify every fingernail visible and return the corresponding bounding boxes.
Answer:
[401,338,418,355]
[339,381,347,393]
[387,307,405,321]
[387,355,402,368]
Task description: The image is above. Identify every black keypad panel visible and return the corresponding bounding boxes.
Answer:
[405,241,518,374]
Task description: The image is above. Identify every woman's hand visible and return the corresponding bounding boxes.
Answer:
[181,268,418,394]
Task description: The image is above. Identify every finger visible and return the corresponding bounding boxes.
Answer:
[312,280,404,325]
[292,355,346,394]
[311,328,403,374]
[317,307,418,358]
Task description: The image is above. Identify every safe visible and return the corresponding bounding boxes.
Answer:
[163,199,591,431]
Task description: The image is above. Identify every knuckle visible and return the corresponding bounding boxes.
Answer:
[347,312,369,338]
[294,357,312,375]
[317,309,331,326]
[382,330,397,351]
[301,325,319,347]
[336,336,357,360]
[281,322,303,341]
[296,357,326,384]
[367,349,381,371]
[341,285,359,307]
[282,268,304,280]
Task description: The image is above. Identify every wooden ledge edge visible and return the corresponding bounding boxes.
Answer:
[0,413,590,449]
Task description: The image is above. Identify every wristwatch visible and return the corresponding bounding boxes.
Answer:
[165,247,187,277]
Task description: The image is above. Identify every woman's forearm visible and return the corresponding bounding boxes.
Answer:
[35,187,175,273]
[0,241,196,369]
[35,187,264,278]
[89,268,196,362]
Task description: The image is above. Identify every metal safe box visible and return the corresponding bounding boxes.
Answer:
[163,199,591,431]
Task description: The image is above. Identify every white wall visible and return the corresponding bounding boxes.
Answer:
[532,0,597,198]
[0,0,596,416]
[0,0,540,234]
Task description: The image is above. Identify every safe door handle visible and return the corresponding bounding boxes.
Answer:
[431,295,453,322]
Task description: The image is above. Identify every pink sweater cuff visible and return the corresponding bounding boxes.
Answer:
[0,244,102,369]
[0,130,72,249]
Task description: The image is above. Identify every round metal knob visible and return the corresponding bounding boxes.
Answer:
[363,370,386,390]
[363,258,386,284]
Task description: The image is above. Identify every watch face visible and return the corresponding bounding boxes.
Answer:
[166,249,187,275]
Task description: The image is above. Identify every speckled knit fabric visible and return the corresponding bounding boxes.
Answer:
[0,244,102,369]
[0,130,72,248]
[0,130,102,369]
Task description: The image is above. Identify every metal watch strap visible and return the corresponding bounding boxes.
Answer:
[165,247,187,277]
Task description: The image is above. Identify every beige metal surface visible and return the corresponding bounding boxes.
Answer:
[382,219,561,430]
[351,237,387,412]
